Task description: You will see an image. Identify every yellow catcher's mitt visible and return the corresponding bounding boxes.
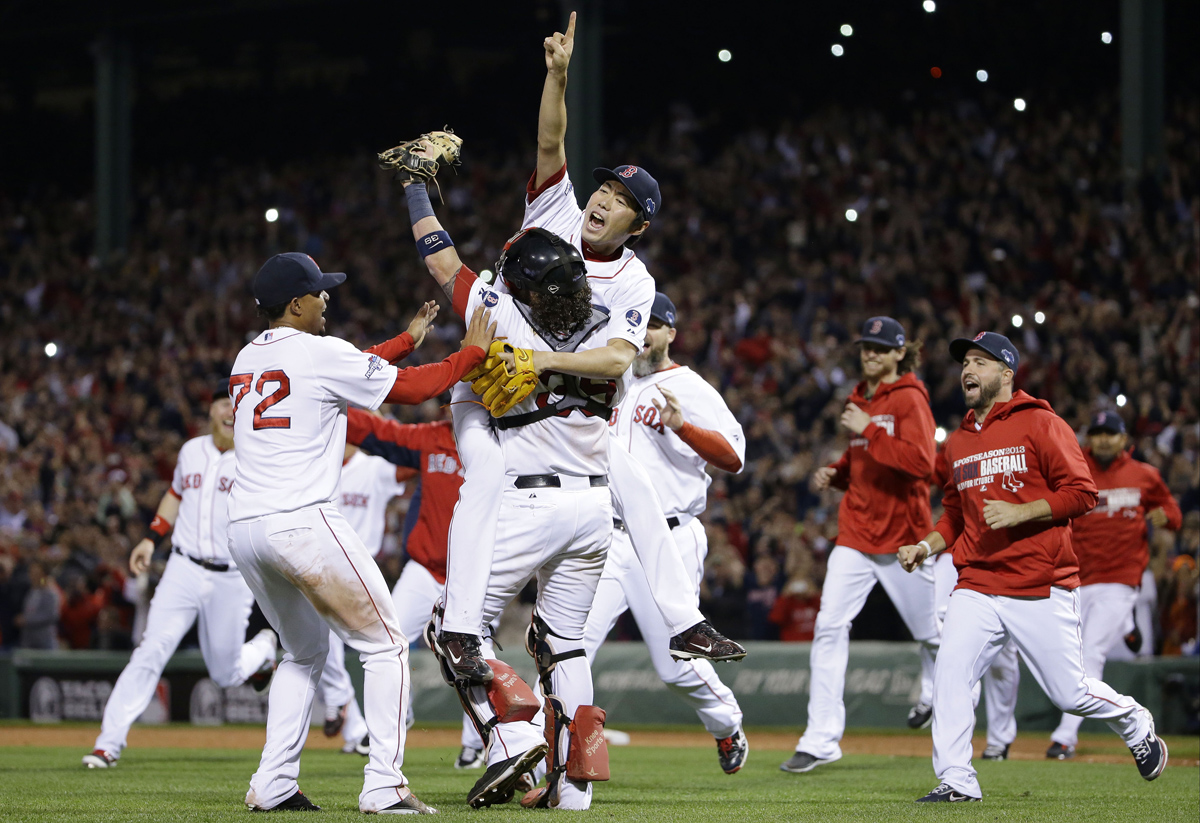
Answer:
[377,128,463,184]
[463,340,538,417]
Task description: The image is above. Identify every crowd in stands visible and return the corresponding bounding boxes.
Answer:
[1,92,1197,656]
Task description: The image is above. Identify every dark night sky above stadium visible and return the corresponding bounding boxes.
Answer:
[1,0,1196,191]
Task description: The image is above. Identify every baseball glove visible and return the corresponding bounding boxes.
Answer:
[464,340,538,417]
[377,128,463,186]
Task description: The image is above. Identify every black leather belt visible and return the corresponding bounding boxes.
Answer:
[515,474,608,489]
[173,547,230,573]
[614,516,681,530]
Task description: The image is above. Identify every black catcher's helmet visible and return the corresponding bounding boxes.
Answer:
[496,227,587,296]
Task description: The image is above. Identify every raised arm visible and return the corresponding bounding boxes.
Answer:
[535,11,575,189]
[403,180,465,299]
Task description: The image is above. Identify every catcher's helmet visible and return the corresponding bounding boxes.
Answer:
[496,227,587,296]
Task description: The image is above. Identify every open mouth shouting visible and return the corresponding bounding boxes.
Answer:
[586,209,606,234]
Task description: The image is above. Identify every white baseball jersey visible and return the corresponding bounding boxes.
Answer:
[336,451,406,553]
[227,328,399,522]
[170,435,238,563]
[610,366,746,519]
[522,168,655,350]
[456,268,625,478]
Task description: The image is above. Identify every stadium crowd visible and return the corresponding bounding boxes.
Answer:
[0,93,1197,654]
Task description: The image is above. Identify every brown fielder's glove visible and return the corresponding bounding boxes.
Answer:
[463,340,538,417]
[377,128,463,185]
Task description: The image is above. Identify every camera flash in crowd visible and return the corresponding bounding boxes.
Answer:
[977,69,989,82]
[718,49,732,62]
[1012,315,1024,328]
[923,0,936,12]
[1035,311,1046,324]
[1102,31,1113,44]
[1117,394,1128,408]
[845,208,858,222]
[840,24,853,36]
[1014,98,1027,112]
[831,44,845,57]
[45,342,58,358]
[935,427,947,444]
[265,208,280,223]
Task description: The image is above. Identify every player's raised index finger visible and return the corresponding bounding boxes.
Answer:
[565,11,576,40]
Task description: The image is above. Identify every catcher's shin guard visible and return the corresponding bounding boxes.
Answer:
[525,611,587,694]
[540,696,610,790]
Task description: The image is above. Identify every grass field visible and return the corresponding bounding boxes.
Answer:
[0,726,1195,822]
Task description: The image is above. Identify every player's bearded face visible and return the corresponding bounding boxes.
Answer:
[634,322,672,377]
[210,398,234,448]
[860,343,903,380]
[961,360,1004,410]
[1088,431,1127,464]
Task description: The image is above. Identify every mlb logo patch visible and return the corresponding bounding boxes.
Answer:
[483,291,499,308]
[626,309,642,326]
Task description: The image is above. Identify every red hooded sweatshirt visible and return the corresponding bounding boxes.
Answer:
[829,372,936,554]
[933,391,1098,597]
[1072,449,1181,587]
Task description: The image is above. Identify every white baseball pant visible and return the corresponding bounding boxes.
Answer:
[94,553,274,757]
[480,479,612,811]
[934,552,1020,749]
[318,628,368,747]
[443,395,703,638]
[1049,582,1139,748]
[1106,569,1155,661]
[934,586,1152,798]
[390,559,483,751]
[584,520,742,738]
[229,503,412,814]
[796,545,939,760]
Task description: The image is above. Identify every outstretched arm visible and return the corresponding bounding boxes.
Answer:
[535,11,575,190]
[402,179,465,300]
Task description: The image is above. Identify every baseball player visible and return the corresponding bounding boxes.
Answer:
[225,251,493,814]
[343,406,489,769]
[402,183,621,810]
[1045,411,1181,760]
[899,332,1167,802]
[782,317,940,774]
[83,389,278,769]
[931,445,1022,761]
[317,439,413,755]
[430,13,742,689]
[583,292,749,774]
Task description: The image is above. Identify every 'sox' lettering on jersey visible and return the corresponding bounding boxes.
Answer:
[341,492,370,508]
[951,446,1029,491]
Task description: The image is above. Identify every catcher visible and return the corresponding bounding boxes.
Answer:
[379,132,620,811]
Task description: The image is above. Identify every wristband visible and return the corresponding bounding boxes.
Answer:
[917,540,932,557]
[404,182,436,224]
[145,514,171,546]
[416,230,454,259]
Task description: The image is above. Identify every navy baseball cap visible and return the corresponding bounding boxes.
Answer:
[856,316,906,348]
[950,332,1020,371]
[253,253,346,307]
[650,292,677,327]
[1088,411,1127,435]
[593,165,662,220]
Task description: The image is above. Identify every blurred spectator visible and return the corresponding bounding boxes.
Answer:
[17,562,60,649]
[768,574,822,642]
[1160,555,1198,656]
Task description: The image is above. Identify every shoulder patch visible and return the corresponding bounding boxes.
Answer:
[625,309,642,326]
[365,354,384,378]
[482,290,500,308]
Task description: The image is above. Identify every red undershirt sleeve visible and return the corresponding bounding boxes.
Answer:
[676,422,743,473]
[451,265,478,319]
[384,346,485,405]
[527,163,567,202]
[364,332,415,364]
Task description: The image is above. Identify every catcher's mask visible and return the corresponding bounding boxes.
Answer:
[496,227,587,296]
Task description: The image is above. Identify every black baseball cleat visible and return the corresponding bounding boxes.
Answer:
[323,703,346,738]
[716,729,749,774]
[1045,741,1075,760]
[430,629,493,685]
[669,621,747,662]
[1129,729,1168,781]
[454,745,485,769]
[467,743,548,809]
[355,733,370,756]
[779,751,841,773]
[375,791,438,815]
[916,783,981,803]
[981,743,1010,761]
[249,790,321,812]
[906,702,933,729]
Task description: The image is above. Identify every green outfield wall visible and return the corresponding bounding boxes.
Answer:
[2,642,1196,735]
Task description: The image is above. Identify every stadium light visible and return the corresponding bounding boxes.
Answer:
[1034,311,1046,324]
[718,49,732,62]
[831,44,845,57]
[840,24,854,37]
[1012,314,1024,328]
[935,427,947,444]
[1116,394,1127,408]
[265,208,280,223]
[845,208,858,222]
[923,0,936,12]
[1101,31,1113,44]
[1013,98,1027,112]
[977,69,989,82]
[479,269,495,284]
[45,342,58,358]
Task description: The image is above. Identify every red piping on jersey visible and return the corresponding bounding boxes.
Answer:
[451,266,477,319]
[250,328,303,346]
[168,488,182,500]
[527,163,567,202]
[581,240,623,263]
[585,257,633,280]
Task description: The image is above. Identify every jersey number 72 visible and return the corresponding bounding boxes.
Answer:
[230,371,291,430]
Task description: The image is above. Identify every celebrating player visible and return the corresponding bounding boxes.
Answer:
[343,406,489,769]
[1045,411,1181,760]
[782,317,940,774]
[899,332,1167,802]
[411,13,743,689]
[225,252,492,814]
[583,293,749,774]
[82,389,278,769]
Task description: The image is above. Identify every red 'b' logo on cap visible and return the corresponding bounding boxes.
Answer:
[619,166,637,178]
[870,320,883,334]
[973,332,987,341]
